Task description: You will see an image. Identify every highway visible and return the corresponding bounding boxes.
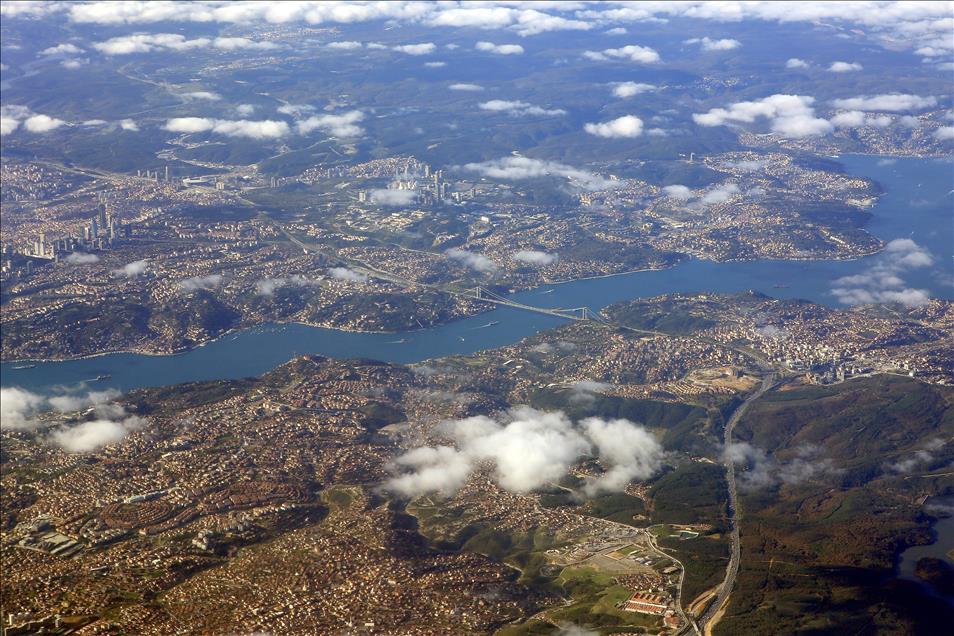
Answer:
[693,372,779,634]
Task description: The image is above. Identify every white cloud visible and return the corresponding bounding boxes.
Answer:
[49,416,143,453]
[296,110,364,137]
[605,27,627,35]
[0,387,45,429]
[830,110,867,128]
[0,116,19,136]
[369,188,418,206]
[181,90,220,101]
[91,33,274,55]
[327,267,368,283]
[934,126,954,140]
[724,442,838,490]
[831,238,934,307]
[384,406,664,498]
[164,117,290,139]
[449,83,483,91]
[40,42,83,56]
[119,118,139,131]
[513,250,558,266]
[460,156,616,191]
[662,184,693,200]
[612,82,655,98]
[392,42,436,56]
[65,252,99,264]
[424,61,445,67]
[277,103,315,117]
[478,99,565,117]
[584,114,643,138]
[445,247,498,274]
[685,36,741,51]
[583,44,660,63]
[831,94,937,112]
[786,58,809,68]
[828,61,863,72]
[212,36,277,51]
[235,104,256,116]
[475,41,524,55]
[581,417,664,495]
[178,274,223,291]
[693,94,833,138]
[385,446,473,498]
[700,183,740,205]
[24,114,66,133]
[114,259,148,278]
[254,275,319,296]
[327,40,362,50]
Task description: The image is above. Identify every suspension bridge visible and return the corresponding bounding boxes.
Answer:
[461,286,608,323]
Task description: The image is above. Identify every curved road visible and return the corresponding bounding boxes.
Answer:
[692,372,779,634]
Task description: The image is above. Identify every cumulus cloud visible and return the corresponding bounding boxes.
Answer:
[369,188,418,206]
[583,44,660,63]
[0,387,46,429]
[64,252,100,264]
[581,417,664,495]
[685,36,741,51]
[92,33,274,55]
[449,82,483,91]
[0,116,17,136]
[49,416,143,453]
[235,104,256,117]
[327,267,368,283]
[831,238,934,307]
[384,406,664,498]
[113,259,148,278]
[296,110,364,137]
[181,90,221,101]
[24,114,66,133]
[830,110,867,128]
[178,274,223,291]
[612,82,655,98]
[828,61,863,72]
[513,250,557,266]
[887,438,945,473]
[119,118,139,131]
[460,156,616,192]
[424,61,445,68]
[327,40,362,50]
[385,446,473,497]
[254,275,319,296]
[662,184,693,200]
[475,41,524,55]
[567,380,611,404]
[478,100,565,117]
[164,117,289,139]
[662,183,739,207]
[693,94,833,138]
[724,442,837,491]
[445,248,498,274]
[831,94,937,112]
[40,42,83,56]
[1,386,142,453]
[786,58,809,68]
[392,42,436,55]
[584,114,643,138]
[933,126,954,140]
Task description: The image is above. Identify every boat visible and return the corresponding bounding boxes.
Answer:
[94,374,112,381]
[540,289,554,295]
[772,284,790,289]
[477,321,501,329]
[12,364,36,370]
[388,338,409,344]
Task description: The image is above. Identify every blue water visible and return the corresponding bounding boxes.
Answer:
[2,155,951,393]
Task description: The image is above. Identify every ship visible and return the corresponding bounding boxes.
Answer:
[13,364,37,370]
[94,374,112,381]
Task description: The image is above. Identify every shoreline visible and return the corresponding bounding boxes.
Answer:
[0,241,936,366]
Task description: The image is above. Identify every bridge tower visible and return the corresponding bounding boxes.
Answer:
[474,286,482,300]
